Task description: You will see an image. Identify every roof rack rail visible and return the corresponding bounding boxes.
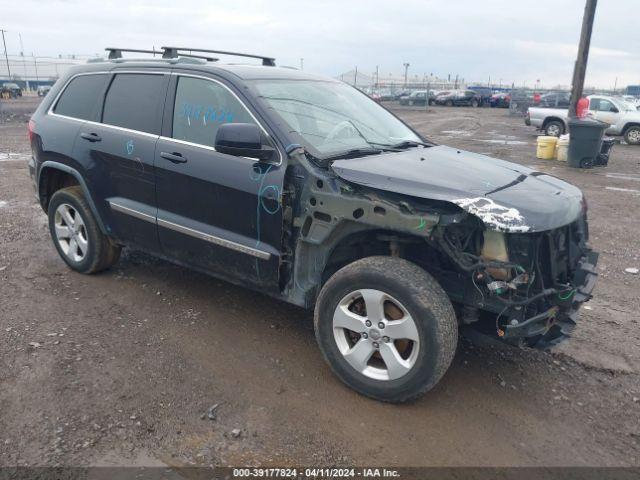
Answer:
[161,47,276,66]
[105,47,217,62]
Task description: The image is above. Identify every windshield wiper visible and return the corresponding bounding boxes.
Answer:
[323,147,384,162]
[387,140,432,149]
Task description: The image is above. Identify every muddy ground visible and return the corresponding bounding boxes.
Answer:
[0,97,638,468]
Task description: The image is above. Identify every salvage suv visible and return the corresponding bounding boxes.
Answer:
[28,47,598,402]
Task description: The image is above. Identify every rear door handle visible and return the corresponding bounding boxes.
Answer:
[80,132,101,142]
[160,151,187,164]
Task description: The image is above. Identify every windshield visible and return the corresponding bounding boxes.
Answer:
[250,79,421,157]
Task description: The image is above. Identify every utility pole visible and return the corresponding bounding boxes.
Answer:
[32,54,39,84]
[1,29,11,79]
[403,62,410,88]
[19,33,29,91]
[569,0,597,118]
[354,66,357,88]
[300,58,303,70]
[375,65,379,88]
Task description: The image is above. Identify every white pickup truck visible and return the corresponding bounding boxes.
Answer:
[526,95,640,144]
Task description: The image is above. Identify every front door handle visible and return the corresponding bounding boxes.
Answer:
[160,151,187,164]
[80,132,101,142]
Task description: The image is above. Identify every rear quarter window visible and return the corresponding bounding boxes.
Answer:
[53,74,109,121]
[102,73,167,135]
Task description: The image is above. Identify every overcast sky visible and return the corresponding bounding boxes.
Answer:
[1,0,638,88]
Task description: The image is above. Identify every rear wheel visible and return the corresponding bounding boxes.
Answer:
[314,256,458,402]
[445,100,454,107]
[471,99,479,108]
[48,186,121,274]
[544,120,564,137]
[624,126,640,145]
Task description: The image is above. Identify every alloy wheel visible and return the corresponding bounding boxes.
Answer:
[54,203,88,263]
[332,289,420,381]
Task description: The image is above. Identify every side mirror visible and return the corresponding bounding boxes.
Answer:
[609,106,619,113]
[215,123,275,161]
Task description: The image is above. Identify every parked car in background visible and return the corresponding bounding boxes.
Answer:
[394,89,412,101]
[526,95,640,143]
[399,90,428,106]
[434,90,481,107]
[621,95,640,109]
[1,82,22,99]
[37,85,52,97]
[490,92,511,108]
[378,89,395,101]
[537,92,571,108]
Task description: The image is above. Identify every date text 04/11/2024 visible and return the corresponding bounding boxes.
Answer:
[232,468,401,478]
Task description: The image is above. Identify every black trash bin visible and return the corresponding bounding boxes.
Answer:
[596,137,615,167]
[567,117,608,168]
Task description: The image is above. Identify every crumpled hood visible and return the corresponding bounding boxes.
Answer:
[331,145,584,232]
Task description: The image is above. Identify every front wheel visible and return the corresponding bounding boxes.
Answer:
[314,256,458,403]
[471,99,479,108]
[445,100,454,107]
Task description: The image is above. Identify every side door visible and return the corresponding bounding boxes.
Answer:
[76,71,169,252]
[155,73,285,290]
[588,97,619,133]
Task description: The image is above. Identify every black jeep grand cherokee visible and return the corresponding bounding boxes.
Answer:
[28,47,598,402]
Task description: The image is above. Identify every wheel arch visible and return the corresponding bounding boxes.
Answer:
[38,161,108,234]
[542,116,567,133]
[622,122,640,135]
[290,222,435,309]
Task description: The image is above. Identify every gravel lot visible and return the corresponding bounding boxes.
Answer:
[0,97,638,468]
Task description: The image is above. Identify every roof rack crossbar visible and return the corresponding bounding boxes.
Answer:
[105,47,217,62]
[161,47,275,66]
[106,48,162,60]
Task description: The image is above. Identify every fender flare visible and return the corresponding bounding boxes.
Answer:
[38,161,109,235]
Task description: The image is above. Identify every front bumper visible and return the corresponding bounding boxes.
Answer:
[503,250,598,342]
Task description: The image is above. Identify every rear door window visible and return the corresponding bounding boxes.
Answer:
[172,76,256,148]
[53,74,109,121]
[102,73,167,135]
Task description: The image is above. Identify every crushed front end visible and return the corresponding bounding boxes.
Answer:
[431,207,598,345]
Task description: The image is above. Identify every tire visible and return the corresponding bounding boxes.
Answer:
[624,126,640,145]
[544,120,564,137]
[445,100,453,107]
[471,99,479,108]
[48,186,121,274]
[314,256,458,403]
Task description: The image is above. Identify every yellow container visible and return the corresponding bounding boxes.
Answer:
[536,136,558,160]
[555,135,570,162]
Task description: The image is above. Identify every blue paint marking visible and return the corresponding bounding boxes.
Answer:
[179,102,234,124]
[249,164,283,279]
[126,140,134,155]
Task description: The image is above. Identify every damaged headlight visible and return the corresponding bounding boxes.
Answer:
[481,230,510,280]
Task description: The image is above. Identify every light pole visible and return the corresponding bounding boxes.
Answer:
[1,29,11,79]
[403,62,410,88]
[300,58,303,70]
[19,33,29,91]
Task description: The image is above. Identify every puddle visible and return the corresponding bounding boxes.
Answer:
[605,186,640,194]
[604,173,640,182]
[473,139,529,146]
[0,152,30,162]
[0,201,7,208]
[440,130,472,137]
